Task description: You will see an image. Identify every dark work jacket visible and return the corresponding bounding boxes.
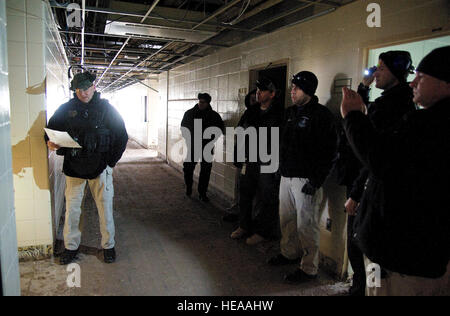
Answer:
[280,96,338,188]
[234,101,284,170]
[46,92,128,179]
[181,104,224,161]
[344,97,450,278]
[336,83,416,201]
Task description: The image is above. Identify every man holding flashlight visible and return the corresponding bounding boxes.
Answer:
[341,46,450,295]
[339,50,416,295]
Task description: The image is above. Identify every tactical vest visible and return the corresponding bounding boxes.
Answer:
[59,98,112,176]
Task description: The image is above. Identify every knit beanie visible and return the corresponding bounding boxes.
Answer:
[379,51,414,82]
[416,46,450,83]
[291,71,318,96]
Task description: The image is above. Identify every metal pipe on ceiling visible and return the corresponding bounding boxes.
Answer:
[82,64,159,71]
[50,4,265,34]
[101,42,172,92]
[71,55,169,64]
[58,30,230,48]
[102,0,245,93]
[81,0,86,65]
[63,45,205,57]
[97,0,161,86]
[192,0,242,30]
[234,0,283,24]
[250,0,325,31]
[159,45,210,71]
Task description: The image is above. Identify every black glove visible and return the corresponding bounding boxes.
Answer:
[301,181,317,196]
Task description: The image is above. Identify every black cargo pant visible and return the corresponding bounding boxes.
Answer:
[183,161,213,196]
[239,163,280,239]
[346,186,366,293]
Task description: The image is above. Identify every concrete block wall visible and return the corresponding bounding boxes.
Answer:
[7,0,69,256]
[0,0,21,296]
[43,0,69,242]
[158,0,450,277]
[157,72,168,159]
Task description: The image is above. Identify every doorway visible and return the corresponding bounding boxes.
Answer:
[249,63,288,108]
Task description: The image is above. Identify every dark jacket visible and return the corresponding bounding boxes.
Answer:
[344,97,450,278]
[280,96,337,188]
[46,92,128,179]
[234,101,284,169]
[181,104,225,160]
[336,83,416,201]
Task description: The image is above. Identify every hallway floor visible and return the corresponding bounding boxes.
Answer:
[19,140,350,296]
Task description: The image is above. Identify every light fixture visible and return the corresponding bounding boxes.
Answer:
[104,21,217,43]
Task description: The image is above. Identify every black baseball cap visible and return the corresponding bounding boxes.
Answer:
[70,72,96,91]
[256,77,277,92]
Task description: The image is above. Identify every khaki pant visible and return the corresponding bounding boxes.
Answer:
[279,177,323,275]
[365,257,450,296]
[64,166,115,250]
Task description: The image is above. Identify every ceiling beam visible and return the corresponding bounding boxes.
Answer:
[97,0,161,86]
[64,45,203,57]
[58,30,230,48]
[50,4,266,34]
[250,0,325,31]
[192,0,242,30]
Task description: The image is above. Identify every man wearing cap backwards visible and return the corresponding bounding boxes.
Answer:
[268,71,337,283]
[342,46,450,295]
[181,93,224,202]
[230,78,284,245]
[46,72,128,265]
[337,51,416,295]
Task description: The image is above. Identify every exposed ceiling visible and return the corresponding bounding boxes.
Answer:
[50,0,355,93]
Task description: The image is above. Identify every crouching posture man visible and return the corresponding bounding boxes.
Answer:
[46,72,128,265]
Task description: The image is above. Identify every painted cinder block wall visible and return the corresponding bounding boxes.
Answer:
[157,0,450,277]
[7,0,69,257]
[0,0,21,296]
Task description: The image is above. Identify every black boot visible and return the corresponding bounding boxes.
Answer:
[199,194,209,202]
[59,248,79,265]
[104,248,116,263]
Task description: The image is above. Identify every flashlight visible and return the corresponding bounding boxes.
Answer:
[364,66,377,77]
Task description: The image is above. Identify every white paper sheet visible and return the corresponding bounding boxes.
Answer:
[44,128,82,148]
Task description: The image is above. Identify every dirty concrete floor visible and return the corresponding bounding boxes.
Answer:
[20,140,350,296]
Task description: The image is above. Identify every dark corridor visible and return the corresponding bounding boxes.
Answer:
[19,140,348,296]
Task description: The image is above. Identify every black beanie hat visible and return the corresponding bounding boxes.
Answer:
[379,51,414,82]
[416,46,450,83]
[198,93,212,103]
[292,71,318,96]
